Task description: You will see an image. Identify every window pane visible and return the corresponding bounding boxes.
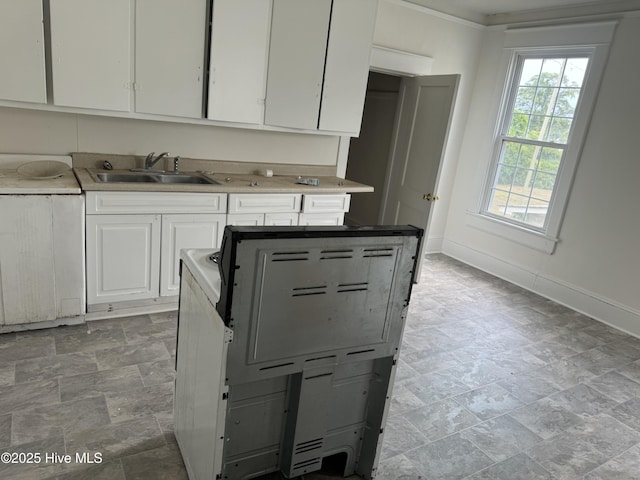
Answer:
[539,147,562,174]
[532,87,556,114]
[508,113,530,137]
[532,172,557,197]
[525,115,548,140]
[561,57,588,87]
[553,88,580,117]
[540,58,564,86]
[514,87,535,113]
[519,59,543,86]
[495,164,516,186]
[547,117,572,143]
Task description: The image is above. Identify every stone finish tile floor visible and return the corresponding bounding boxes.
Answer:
[0,254,639,479]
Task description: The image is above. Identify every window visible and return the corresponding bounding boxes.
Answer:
[484,54,589,230]
[467,21,615,254]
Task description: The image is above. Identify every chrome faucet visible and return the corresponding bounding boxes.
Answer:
[144,152,170,170]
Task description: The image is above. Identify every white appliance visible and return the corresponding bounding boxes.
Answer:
[0,154,85,330]
[175,225,422,480]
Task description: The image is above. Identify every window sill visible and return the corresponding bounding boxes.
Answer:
[465,212,558,254]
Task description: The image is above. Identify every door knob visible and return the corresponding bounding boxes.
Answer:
[422,194,440,202]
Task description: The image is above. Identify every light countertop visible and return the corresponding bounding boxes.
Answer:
[0,155,81,194]
[74,168,373,194]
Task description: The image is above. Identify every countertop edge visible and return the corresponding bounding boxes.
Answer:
[74,168,374,194]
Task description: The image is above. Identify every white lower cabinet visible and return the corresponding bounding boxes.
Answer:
[85,192,227,311]
[86,214,161,305]
[160,214,226,296]
[85,192,350,313]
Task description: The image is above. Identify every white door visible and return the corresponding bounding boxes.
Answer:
[86,214,161,304]
[49,0,131,111]
[136,0,206,117]
[0,0,46,103]
[381,75,459,274]
[207,0,271,124]
[160,214,226,297]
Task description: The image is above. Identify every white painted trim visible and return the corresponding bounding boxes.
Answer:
[505,21,618,47]
[382,0,486,28]
[370,46,433,77]
[336,135,350,178]
[466,212,558,254]
[442,238,640,339]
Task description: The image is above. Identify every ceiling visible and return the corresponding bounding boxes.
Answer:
[403,0,640,24]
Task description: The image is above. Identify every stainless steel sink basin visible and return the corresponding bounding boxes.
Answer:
[95,173,158,183]
[93,171,219,185]
[154,174,215,184]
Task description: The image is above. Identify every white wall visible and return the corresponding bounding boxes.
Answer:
[443,15,640,336]
[0,106,341,166]
[373,0,485,252]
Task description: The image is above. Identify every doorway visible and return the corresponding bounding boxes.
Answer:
[345,72,401,226]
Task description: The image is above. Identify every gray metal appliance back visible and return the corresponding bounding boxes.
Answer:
[215,225,423,384]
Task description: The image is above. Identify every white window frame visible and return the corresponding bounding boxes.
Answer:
[467,22,616,254]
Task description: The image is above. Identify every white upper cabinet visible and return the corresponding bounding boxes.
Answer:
[0,0,46,104]
[207,0,271,124]
[136,0,207,118]
[264,0,378,134]
[264,0,332,130]
[319,0,378,133]
[49,0,131,111]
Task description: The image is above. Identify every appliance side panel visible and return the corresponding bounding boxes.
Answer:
[175,266,229,480]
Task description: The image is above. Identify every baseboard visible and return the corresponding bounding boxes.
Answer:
[0,315,85,334]
[442,238,640,338]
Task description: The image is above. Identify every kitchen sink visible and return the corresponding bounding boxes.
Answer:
[93,171,219,185]
[153,174,216,184]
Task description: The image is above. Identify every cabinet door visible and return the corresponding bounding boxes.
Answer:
[319,0,378,133]
[0,196,56,325]
[208,0,271,124]
[86,214,161,304]
[264,0,331,130]
[136,0,206,118]
[50,0,131,111]
[160,214,226,297]
[0,0,46,103]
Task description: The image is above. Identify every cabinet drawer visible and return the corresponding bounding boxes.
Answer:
[301,194,350,213]
[264,213,298,226]
[86,192,227,214]
[298,212,344,226]
[228,194,301,214]
[226,213,265,226]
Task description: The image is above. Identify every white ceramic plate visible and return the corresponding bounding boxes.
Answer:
[17,160,70,179]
